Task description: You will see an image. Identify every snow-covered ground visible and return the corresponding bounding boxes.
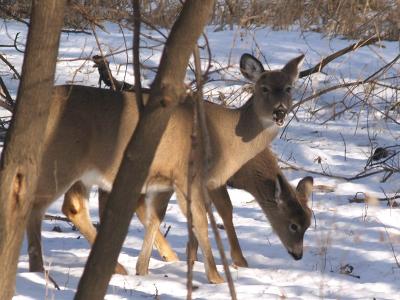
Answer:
[1,19,399,299]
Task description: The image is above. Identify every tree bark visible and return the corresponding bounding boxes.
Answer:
[0,1,66,299]
[75,1,214,299]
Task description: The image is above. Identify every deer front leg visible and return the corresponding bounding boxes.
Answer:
[135,193,179,263]
[181,186,248,267]
[135,191,172,275]
[63,183,127,275]
[176,184,224,284]
[210,186,248,267]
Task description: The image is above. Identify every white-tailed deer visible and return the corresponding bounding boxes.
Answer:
[27,53,304,283]
[131,147,313,276]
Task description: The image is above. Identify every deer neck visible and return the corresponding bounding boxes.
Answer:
[206,99,279,189]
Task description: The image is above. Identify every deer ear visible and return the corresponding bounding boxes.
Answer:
[274,176,282,202]
[240,53,265,82]
[281,54,305,81]
[296,176,313,206]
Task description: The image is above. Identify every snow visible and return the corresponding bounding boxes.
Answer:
[0,19,399,299]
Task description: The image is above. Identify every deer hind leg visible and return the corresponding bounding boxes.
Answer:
[183,186,248,267]
[62,182,127,275]
[176,183,224,284]
[135,192,178,263]
[210,186,248,267]
[136,191,172,275]
[27,205,46,272]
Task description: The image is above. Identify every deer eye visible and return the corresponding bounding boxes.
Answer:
[261,86,270,93]
[285,86,292,93]
[289,223,298,233]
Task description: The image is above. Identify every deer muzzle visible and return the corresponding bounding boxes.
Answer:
[272,106,287,127]
[288,250,303,260]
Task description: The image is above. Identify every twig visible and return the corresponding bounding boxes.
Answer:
[363,54,400,83]
[118,23,129,86]
[339,133,347,161]
[292,81,363,110]
[0,76,14,112]
[0,53,21,79]
[0,32,24,53]
[293,53,400,113]
[60,29,91,35]
[140,16,168,40]
[0,5,30,26]
[44,214,70,222]
[45,270,61,291]
[370,217,400,268]
[163,225,171,238]
[382,222,400,268]
[70,3,107,32]
[299,36,382,78]
[186,86,198,300]
[0,4,91,35]
[349,193,400,203]
[193,45,237,300]
[279,158,386,181]
[133,0,144,111]
[12,32,24,53]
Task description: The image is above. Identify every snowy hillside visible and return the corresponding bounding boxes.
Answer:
[1,19,399,299]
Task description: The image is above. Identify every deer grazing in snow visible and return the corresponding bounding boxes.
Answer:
[27,53,304,283]
[130,147,313,276]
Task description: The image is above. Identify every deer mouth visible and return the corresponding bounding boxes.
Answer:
[272,109,287,127]
[288,250,303,260]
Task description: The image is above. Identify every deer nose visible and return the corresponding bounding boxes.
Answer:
[288,250,303,260]
[272,107,287,127]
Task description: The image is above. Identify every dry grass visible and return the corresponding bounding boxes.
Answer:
[1,0,398,40]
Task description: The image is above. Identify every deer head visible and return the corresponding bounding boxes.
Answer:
[265,175,313,260]
[240,53,304,127]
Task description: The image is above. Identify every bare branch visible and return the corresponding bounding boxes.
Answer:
[0,53,21,79]
[133,0,143,111]
[0,76,14,112]
[299,36,383,78]
[193,45,237,300]
[279,158,387,182]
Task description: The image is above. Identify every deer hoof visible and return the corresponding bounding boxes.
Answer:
[208,273,225,284]
[114,263,128,275]
[232,256,248,268]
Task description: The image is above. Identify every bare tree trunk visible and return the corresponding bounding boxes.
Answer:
[0,1,66,299]
[74,1,214,299]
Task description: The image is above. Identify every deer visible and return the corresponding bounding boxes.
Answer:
[131,147,313,276]
[27,53,304,284]
[62,143,313,277]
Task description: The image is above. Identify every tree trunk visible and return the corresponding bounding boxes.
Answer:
[0,1,66,299]
[74,1,214,299]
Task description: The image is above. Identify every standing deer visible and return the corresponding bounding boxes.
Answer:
[90,54,313,271]
[27,53,304,283]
